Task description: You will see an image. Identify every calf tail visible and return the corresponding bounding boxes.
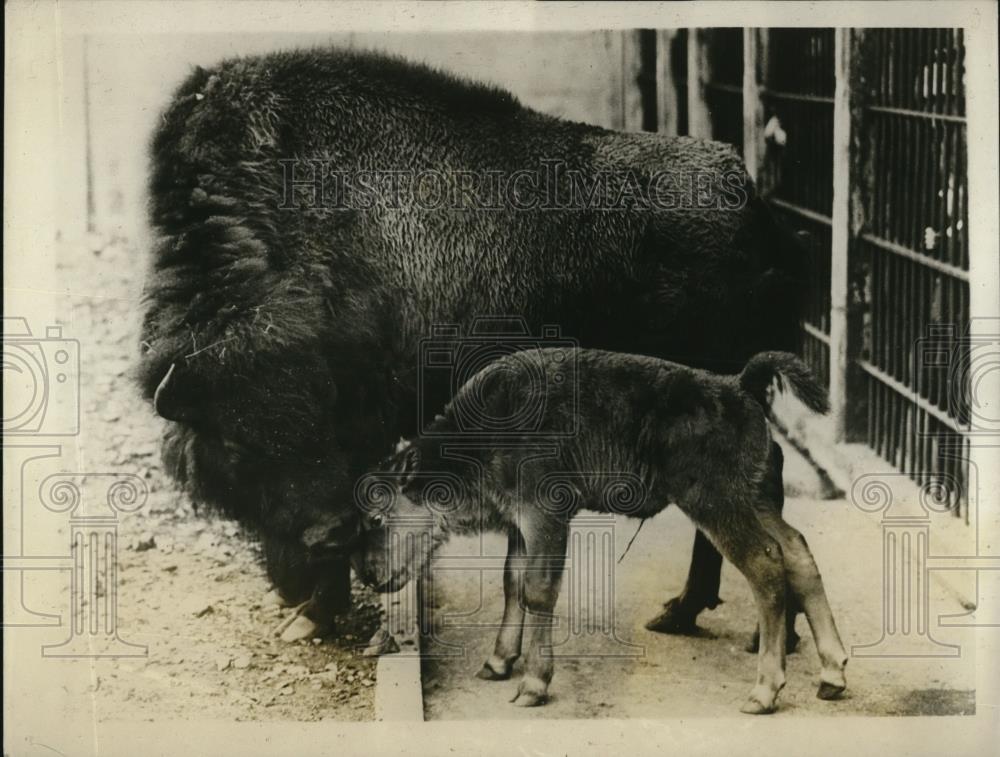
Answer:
[739,351,829,414]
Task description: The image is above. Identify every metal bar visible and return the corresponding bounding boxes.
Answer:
[857,360,967,435]
[742,28,762,180]
[861,233,970,281]
[656,30,679,136]
[944,121,958,268]
[758,87,835,104]
[867,104,966,123]
[687,30,712,139]
[829,27,852,441]
[770,197,833,227]
[704,81,742,95]
[803,321,831,344]
[939,115,954,263]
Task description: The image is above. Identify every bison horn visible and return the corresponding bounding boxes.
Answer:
[154,362,195,423]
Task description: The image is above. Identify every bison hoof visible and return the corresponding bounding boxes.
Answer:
[273,599,332,643]
[817,681,846,701]
[644,598,699,635]
[476,662,511,681]
[279,614,322,642]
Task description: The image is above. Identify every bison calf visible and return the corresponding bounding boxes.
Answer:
[354,348,848,714]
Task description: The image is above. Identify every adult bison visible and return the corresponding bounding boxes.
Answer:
[137,47,805,641]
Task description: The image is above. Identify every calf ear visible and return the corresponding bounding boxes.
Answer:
[397,445,421,486]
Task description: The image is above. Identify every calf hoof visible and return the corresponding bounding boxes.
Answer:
[510,676,548,707]
[740,696,777,715]
[476,662,511,681]
[644,598,699,635]
[817,681,846,700]
[511,690,547,707]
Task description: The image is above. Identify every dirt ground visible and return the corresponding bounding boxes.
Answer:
[53,236,381,722]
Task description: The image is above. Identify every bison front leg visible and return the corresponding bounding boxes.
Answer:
[510,520,567,707]
[272,562,352,642]
[478,528,527,681]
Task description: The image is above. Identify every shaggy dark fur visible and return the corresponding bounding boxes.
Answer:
[354,348,848,714]
[137,46,805,624]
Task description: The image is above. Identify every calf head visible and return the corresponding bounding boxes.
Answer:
[352,444,454,593]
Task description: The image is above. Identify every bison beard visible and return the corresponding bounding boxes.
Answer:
[137,47,805,636]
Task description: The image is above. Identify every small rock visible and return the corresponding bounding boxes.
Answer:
[134,533,156,552]
[162,565,178,573]
[134,442,157,458]
[311,638,322,646]
[215,656,232,671]
[232,655,251,670]
[180,597,213,618]
[262,589,288,608]
[316,673,338,687]
[362,627,399,657]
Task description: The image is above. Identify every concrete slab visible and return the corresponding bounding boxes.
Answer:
[373,581,424,721]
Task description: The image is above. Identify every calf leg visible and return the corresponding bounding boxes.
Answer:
[758,510,848,700]
[747,441,801,654]
[510,519,568,707]
[478,528,527,681]
[690,505,788,714]
[645,529,723,634]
